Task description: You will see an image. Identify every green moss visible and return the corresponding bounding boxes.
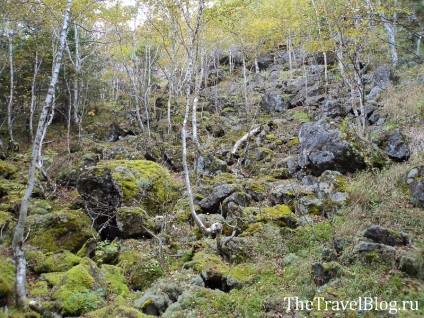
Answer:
[100,265,129,295]
[242,179,266,195]
[258,205,299,228]
[52,260,108,316]
[52,264,96,300]
[0,211,13,229]
[265,134,275,140]
[206,172,238,187]
[29,281,50,297]
[0,258,15,302]
[239,222,264,237]
[292,111,310,123]
[28,209,95,253]
[162,286,232,318]
[117,240,163,290]
[86,305,152,318]
[0,160,18,178]
[227,263,257,284]
[34,250,81,273]
[95,160,179,214]
[287,136,300,147]
[185,251,230,274]
[43,272,66,287]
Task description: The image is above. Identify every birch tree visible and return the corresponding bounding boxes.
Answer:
[12,0,72,307]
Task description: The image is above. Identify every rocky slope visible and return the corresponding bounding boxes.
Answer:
[0,49,424,317]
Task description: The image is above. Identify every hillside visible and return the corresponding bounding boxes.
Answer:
[1,0,424,317]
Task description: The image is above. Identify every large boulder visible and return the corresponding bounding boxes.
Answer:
[0,160,17,179]
[406,166,424,208]
[260,92,289,112]
[196,155,227,176]
[385,130,410,162]
[199,184,237,213]
[374,64,395,88]
[363,225,409,246]
[27,209,95,253]
[256,53,274,70]
[77,160,179,238]
[298,121,366,176]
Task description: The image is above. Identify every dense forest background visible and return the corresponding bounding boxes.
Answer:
[1,0,424,317]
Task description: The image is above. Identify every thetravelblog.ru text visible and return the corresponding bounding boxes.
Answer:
[283,296,420,315]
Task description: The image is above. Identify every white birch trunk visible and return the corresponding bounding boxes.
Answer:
[6,24,15,143]
[12,0,72,307]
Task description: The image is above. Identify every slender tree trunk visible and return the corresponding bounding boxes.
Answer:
[181,0,220,234]
[12,0,72,307]
[30,49,42,141]
[6,24,15,143]
[192,33,205,150]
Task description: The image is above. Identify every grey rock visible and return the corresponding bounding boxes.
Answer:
[385,130,410,162]
[299,122,366,176]
[364,225,409,246]
[399,255,423,278]
[344,241,397,266]
[374,64,395,88]
[199,184,237,212]
[221,192,251,216]
[409,178,424,208]
[407,167,424,207]
[311,262,342,286]
[321,248,338,262]
[368,109,381,125]
[260,92,289,112]
[256,53,274,70]
[366,86,383,101]
[197,155,227,176]
[104,123,128,142]
[333,238,352,254]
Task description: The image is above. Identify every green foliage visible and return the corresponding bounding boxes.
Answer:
[62,288,105,316]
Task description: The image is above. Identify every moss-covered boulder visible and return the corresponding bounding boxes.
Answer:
[257,205,299,228]
[49,258,125,316]
[117,239,163,290]
[87,305,152,318]
[77,160,179,238]
[134,270,200,316]
[116,207,162,238]
[34,250,81,273]
[27,209,95,253]
[183,251,256,291]
[162,286,232,318]
[0,258,15,306]
[0,160,18,179]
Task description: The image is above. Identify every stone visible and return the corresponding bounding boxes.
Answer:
[334,238,352,254]
[344,242,397,266]
[374,64,395,88]
[116,207,163,238]
[311,262,342,286]
[399,255,423,279]
[197,155,227,176]
[221,192,251,217]
[260,92,289,112]
[27,209,94,253]
[256,53,274,70]
[407,167,424,207]
[77,160,179,239]
[199,184,237,213]
[104,123,128,142]
[257,205,299,228]
[385,130,410,162]
[363,225,409,246]
[0,160,18,179]
[298,121,366,176]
